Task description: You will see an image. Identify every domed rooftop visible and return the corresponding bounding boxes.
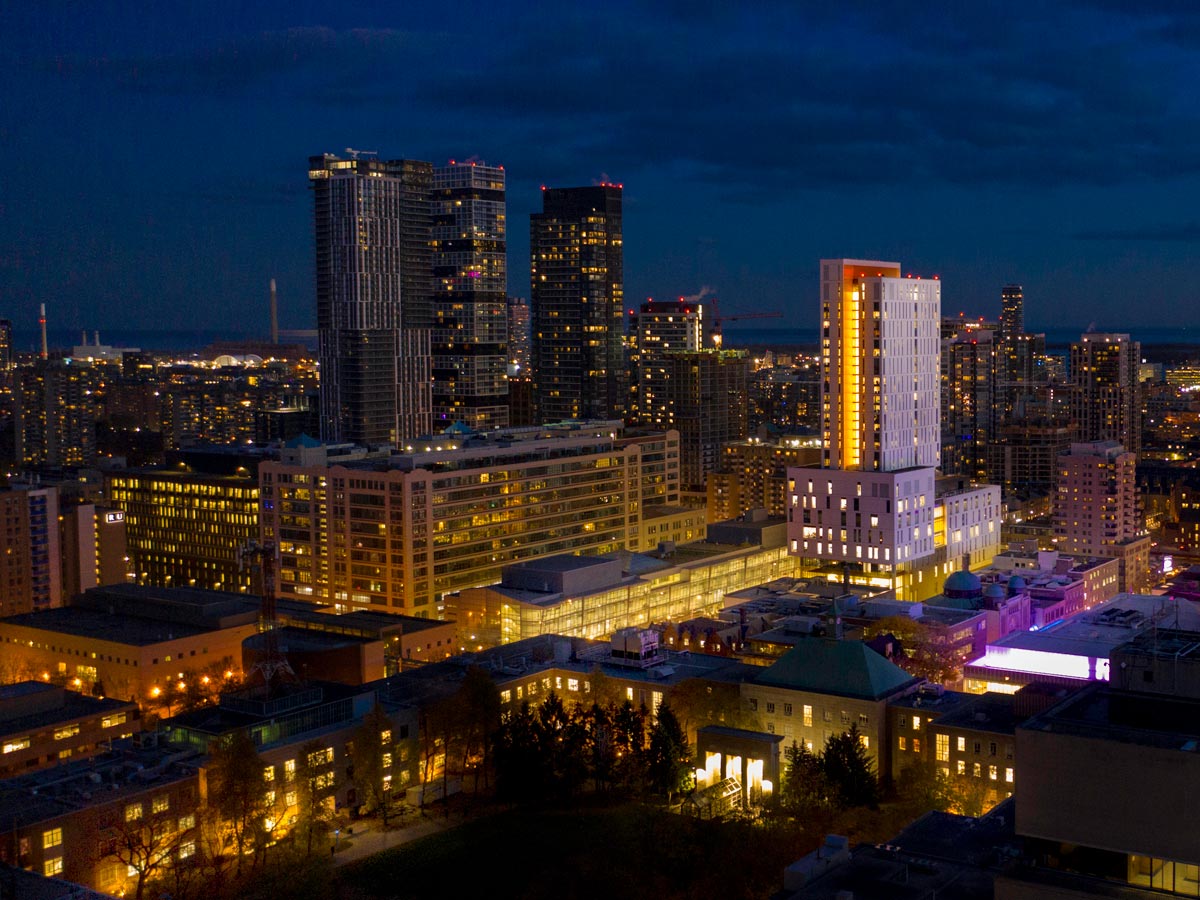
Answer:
[983,582,1008,600]
[1007,574,1027,591]
[943,569,983,599]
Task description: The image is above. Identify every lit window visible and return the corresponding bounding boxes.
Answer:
[2,738,30,754]
[125,803,143,822]
[803,705,813,727]
[152,796,169,814]
[179,841,195,860]
[989,765,998,781]
[912,716,921,731]
[178,814,195,830]
[1005,767,1014,784]
[42,828,62,849]
[973,763,982,778]
[957,760,966,775]
[898,736,907,751]
[44,857,63,876]
[935,733,949,762]
[956,736,965,752]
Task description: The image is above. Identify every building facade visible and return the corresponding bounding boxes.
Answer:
[1053,441,1150,593]
[309,153,434,445]
[431,161,509,430]
[259,424,683,616]
[1070,332,1141,453]
[106,469,259,592]
[530,185,625,423]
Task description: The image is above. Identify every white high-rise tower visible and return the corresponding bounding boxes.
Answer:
[820,259,941,472]
[789,259,999,598]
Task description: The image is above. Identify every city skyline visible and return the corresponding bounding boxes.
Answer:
[4,3,1200,336]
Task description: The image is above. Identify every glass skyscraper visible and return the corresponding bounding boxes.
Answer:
[530,185,626,423]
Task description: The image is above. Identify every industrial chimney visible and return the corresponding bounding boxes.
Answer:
[39,304,48,359]
[269,278,279,345]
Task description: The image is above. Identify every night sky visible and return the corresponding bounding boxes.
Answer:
[3,1,1200,340]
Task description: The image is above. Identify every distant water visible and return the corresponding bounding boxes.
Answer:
[9,327,305,354]
[8,324,1198,356]
[720,325,1200,348]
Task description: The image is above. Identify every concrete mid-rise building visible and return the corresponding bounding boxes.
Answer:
[259,422,684,616]
[1053,441,1150,593]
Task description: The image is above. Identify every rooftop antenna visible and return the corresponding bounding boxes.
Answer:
[39,304,48,360]
[237,540,294,691]
[344,147,378,160]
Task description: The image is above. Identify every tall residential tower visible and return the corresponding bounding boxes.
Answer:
[309,153,433,444]
[789,260,1000,600]
[530,185,626,422]
[431,161,509,430]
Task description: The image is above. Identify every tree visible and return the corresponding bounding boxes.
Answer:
[821,724,879,809]
[779,739,829,817]
[610,700,648,791]
[867,616,961,684]
[206,728,269,876]
[493,701,544,804]
[350,705,395,826]
[457,666,501,794]
[535,691,587,798]
[293,739,336,856]
[646,703,693,803]
[895,760,954,814]
[584,702,617,792]
[104,799,180,900]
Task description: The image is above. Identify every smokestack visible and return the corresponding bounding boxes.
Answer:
[39,304,48,359]
[269,278,279,344]
[94,330,100,346]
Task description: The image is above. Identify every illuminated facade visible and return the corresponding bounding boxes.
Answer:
[1070,332,1141,453]
[630,299,708,425]
[1053,441,1150,592]
[59,502,128,599]
[941,325,997,481]
[14,359,98,467]
[452,542,802,648]
[259,424,682,615]
[707,436,822,522]
[789,260,1002,599]
[818,259,940,473]
[310,153,434,445]
[106,469,259,592]
[431,161,509,430]
[530,185,626,422]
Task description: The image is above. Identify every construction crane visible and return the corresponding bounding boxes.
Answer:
[237,540,294,691]
[343,147,378,159]
[706,297,783,348]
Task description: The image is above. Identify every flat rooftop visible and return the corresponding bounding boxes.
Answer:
[1022,681,1200,751]
[0,691,135,736]
[1,606,215,645]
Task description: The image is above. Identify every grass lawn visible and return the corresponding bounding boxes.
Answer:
[333,800,805,900]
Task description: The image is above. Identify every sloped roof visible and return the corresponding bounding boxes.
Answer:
[755,637,918,700]
[284,433,323,449]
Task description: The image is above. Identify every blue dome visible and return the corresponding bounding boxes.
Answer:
[1007,574,1027,590]
[984,582,1007,599]
[943,569,983,599]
